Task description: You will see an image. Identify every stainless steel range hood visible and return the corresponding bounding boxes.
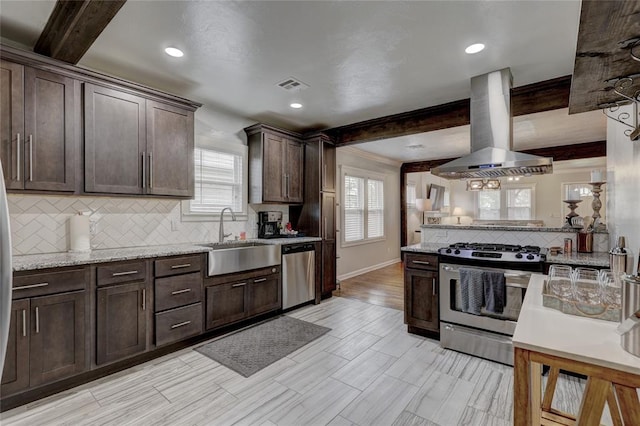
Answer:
[431,68,553,179]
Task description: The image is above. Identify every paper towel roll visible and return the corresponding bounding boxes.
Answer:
[69,213,91,252]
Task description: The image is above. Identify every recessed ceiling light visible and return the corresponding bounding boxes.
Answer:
[290,102,303,109]
[164,47,184,58]
[465,43,485,54]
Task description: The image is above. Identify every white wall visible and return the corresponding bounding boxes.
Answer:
[336,148,401,279]
[606,105,640,274]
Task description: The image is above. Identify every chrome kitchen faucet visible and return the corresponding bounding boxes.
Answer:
[218,207,237,243]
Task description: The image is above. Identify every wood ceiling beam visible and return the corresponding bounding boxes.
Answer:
[327,75,571,146]
[569,1,640,114]
[34,0,127,64]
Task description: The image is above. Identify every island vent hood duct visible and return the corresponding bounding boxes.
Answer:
[431,68,553,179]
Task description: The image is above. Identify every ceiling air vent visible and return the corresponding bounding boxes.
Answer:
[276,77,310,92]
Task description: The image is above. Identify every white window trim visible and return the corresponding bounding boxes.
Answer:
[474,183,536,220]
[181,139,249,222]
[340,165,386,248]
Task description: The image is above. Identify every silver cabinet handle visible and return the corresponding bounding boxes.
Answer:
[432,278,436,296]
[13,282,49,291]
[149,152,153,188]
[171,288,191,295]
[232,282,247,287]
[142,288,146,311]
[254,278,267,283]
[28,134,33,182]
[141,152,146,188]
[413,260,431,265]
[170,263,191,269]
[22,309,26,337]
[112,270,138,277]
[16,132,21,181]
[324,217,327,238]
[282,174,287,197]
[323,163,327,188]
[171,321,191,329]
[35,306,39,334]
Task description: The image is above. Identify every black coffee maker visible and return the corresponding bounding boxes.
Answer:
[257,211,282,238]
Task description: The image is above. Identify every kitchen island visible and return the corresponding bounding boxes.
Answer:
[513,274,640,425]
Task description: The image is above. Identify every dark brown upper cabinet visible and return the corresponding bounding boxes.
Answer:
[146,100,194,197]
[85,86,195,198]
[245,124,304,204]
[1,62,76,192]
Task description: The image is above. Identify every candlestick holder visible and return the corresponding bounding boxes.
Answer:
[589,182,606,231]
[562,199,582,228]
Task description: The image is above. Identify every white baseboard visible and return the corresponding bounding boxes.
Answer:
[337,258,401,281]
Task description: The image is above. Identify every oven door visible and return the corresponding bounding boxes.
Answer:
[439,263,532,336]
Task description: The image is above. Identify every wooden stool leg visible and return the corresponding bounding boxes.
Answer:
[576,377,609,426]
[514,347,531,426]
[614,384,640,425]
[607,383,623,426]
[531,362,542,425]
[542,367,560,411]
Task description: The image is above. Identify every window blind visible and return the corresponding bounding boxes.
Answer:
[344,175,364,242]
[368,179,384,238]
[406,183,416,206]
[506,188,532,219]
[190,148,243,213]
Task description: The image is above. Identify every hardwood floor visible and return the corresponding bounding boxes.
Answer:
[334,262,404,311]
[0,296,605,426]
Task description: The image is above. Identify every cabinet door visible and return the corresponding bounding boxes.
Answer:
[205,281,247,330]
[321,192,336,241]
[262,133,285,203]
[404,269,439,332]
[248,274,280,316]
[29,291,86,386]
[146,100,194,197]
[96,282,147,365]
[1,299,30,395]
[321,241,336,295]
[285,138,304,203]
[84,84,146,194]
[23,67,76,191]
[0,60,24,190]
[321,141,335,192]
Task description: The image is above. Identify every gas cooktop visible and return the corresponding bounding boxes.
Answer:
[438,242,547,263]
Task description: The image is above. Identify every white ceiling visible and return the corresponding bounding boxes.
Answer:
[1,0,583,134]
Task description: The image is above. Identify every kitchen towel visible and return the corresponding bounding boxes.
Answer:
[483,271,506,314]
[459,268,484,315]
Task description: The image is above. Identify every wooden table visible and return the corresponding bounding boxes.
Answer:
[513,275,640,425]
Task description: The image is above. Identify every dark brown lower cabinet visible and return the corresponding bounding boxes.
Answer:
[321,241,336,295]
[96,281,147,365]
[1,299,30,395]
[404,267,439,333]
[205,266,281,330]
[1,291,86,396]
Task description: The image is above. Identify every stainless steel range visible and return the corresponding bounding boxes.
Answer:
[438,242,546,366]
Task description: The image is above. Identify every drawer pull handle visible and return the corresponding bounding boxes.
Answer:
[170,263,191,269]
[171,288,191,295]
[254,278,267,283]
[14,282,49,291]
[413,260,431,265]
[35,306,40,334]
[112,270,138,277]
[171,321,191,329]
[142,289,146,311]
[232,282,247,288]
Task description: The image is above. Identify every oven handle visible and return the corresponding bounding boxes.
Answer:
[442,265,532,280]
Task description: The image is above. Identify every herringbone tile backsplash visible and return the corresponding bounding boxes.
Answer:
[8,194,288,255]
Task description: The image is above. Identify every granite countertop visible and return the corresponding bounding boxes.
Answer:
[400,243,443,254]
[546,252,610,268]
[420,224,608,234]
[12,237,322,272]
[513,274,640,375]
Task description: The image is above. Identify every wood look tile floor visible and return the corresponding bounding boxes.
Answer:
[1,296,607,426]
[334,262,404,311]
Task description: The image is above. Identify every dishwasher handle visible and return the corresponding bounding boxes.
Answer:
[282,243,315,255]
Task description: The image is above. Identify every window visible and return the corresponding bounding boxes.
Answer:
[406,182,416,207]
[476,184,535,220]
[182,141,248,220]
[342,166,385,245]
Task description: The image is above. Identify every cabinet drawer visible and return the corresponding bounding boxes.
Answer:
[13,268,87,298]
[155,272,202,312]
[405,253,438,271]
[155,303,202,347]
[155,255,202,278]
[97,261,147,286]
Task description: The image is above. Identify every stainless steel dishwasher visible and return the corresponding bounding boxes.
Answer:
[282,243,315,310]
